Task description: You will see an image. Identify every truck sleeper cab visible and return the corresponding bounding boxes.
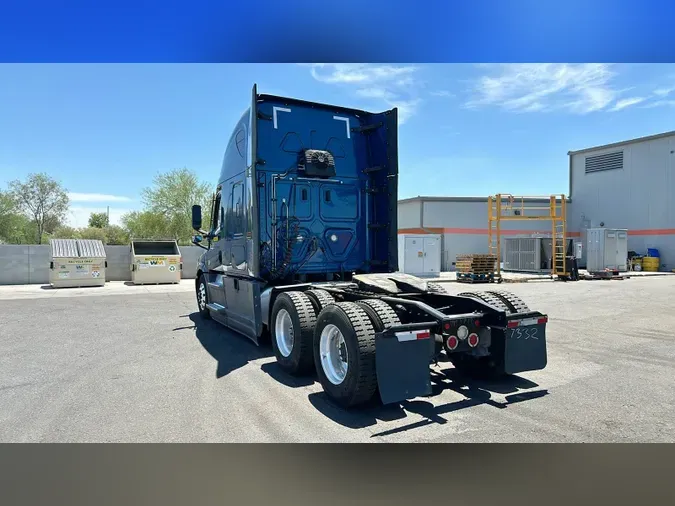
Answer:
[191,85,548,408]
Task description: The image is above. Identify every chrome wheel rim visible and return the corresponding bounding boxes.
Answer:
[198,281,207,311]
[275,309,294,357]
[319,324,349,385]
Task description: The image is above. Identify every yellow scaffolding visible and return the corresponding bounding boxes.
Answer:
[488,194,569,278]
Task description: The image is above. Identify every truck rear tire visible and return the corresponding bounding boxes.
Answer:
[355,299,401,332]
[458,291,513,314]
[426,282,448,294]
[305,289,335,314]
[271,291,317,375]
[313,302,377,408]
[486,290,530,314]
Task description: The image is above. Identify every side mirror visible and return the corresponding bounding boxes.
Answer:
[192,234,203,244]
[191,205,202,231]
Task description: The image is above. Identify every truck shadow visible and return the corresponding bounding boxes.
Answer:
[173,312,272,379]
[260,362,316,388]
[308,366,549,435]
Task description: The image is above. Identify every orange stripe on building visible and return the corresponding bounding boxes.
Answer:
[398,227,675,237]
[627,228,675,236]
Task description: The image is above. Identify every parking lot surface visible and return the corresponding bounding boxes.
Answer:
[1,278,674,442]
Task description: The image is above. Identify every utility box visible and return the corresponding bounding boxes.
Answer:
[49,239,107,288]
[398,234,441,276]
[130,240,182,284]
[586,228,628,272]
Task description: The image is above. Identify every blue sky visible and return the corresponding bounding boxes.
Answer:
[2,63,675,226]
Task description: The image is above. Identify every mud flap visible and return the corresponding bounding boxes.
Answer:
[499,323,548,374]
[375,332,435,405]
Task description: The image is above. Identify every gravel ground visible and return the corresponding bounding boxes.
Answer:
[1,277,674,442]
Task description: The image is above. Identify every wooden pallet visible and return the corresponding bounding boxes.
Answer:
[456,254,497,275]
[583,271,630,281]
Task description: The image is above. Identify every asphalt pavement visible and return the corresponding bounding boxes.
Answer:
[1,277,674,442]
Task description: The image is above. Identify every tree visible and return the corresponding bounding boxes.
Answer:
[141,167,212,242]
[78,227,107,242]
[88,212,109,228]
[52,225,80,240]
[0,191,18,240]
[121,210,171,240]
[0,191,33,244]
[103,225,129,245]
[9,173,69,244]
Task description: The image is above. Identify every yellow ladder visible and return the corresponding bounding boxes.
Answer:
[550,195,569,277]
[487,195,503,277]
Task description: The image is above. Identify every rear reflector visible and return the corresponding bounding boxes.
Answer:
[395,330,431,342]
[507,316,548,328]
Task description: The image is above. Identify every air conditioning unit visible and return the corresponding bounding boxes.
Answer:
[503,237,574,273]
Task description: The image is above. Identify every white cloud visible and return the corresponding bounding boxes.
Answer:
[653,86,675,97]
[355,87,394,100]
[467,64,619,114]
[644,99,675,108]
[67,206,134,227]
[302,63,422,124]
[389,99,421,125]
[307,63,418,85]
[68,192,132,203]
[610,97,646,111]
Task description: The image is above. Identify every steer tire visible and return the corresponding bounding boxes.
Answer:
[305,289,335,314]
[196,274,211,320]
[313,302,377,408]
[270,291,317,375]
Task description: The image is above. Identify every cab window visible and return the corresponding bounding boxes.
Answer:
[211,190,222,239]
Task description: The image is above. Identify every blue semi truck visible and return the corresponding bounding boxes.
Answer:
[190,85,548,408]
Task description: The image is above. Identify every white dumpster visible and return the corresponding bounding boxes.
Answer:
[49,239,107,288]
[130,240,182,285]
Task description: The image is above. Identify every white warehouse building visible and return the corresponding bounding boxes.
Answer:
[567,130,675,271]
[398,130,675,273]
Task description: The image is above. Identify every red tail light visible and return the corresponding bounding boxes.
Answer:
[446,336,459,350]
[444,322,451,331]
[507,321,519,328]
[468,333,479,348]
[537,316,548,324]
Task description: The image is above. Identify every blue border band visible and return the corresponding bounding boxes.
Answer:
[1,0,674,62]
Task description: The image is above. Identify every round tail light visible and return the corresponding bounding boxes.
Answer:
[468,333,479,348]
[446,336,459,350]
[457,325,469,340]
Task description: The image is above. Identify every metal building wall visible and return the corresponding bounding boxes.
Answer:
[568,132,675,270]
[397,199,422,229]
[398,197,552,271]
